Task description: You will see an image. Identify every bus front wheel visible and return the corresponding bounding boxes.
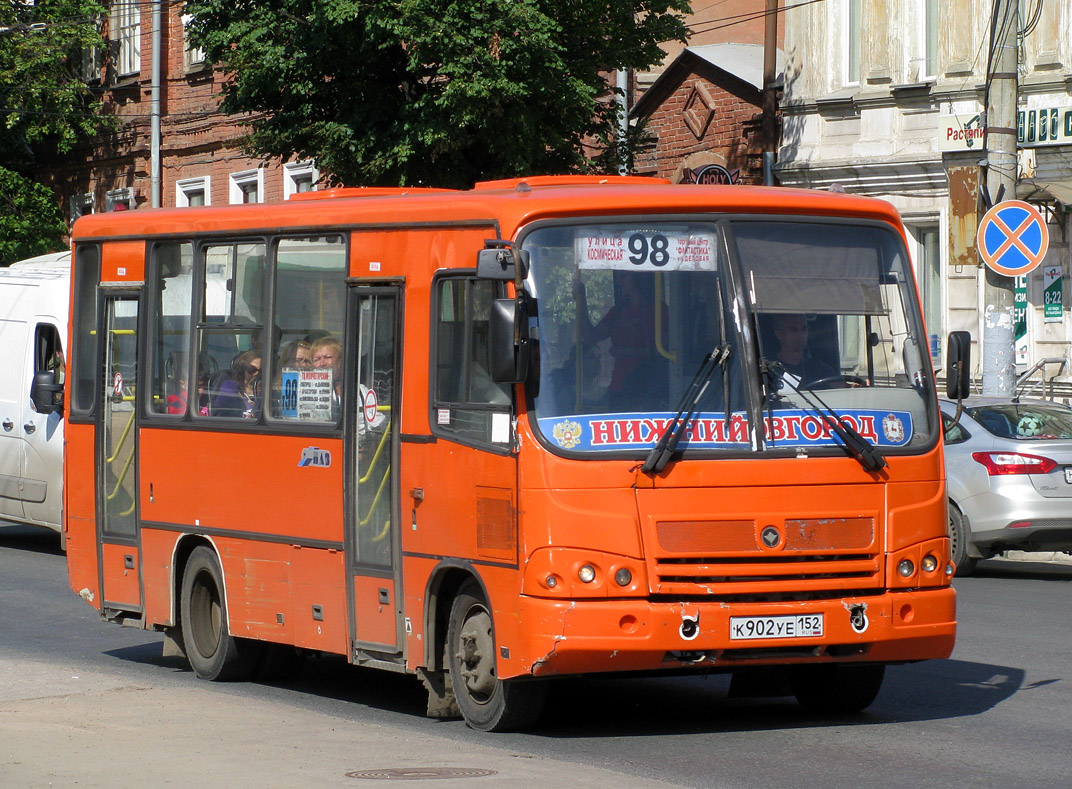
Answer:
[790,663,885,714]
[180,546,261,681]
[446,581,547,732]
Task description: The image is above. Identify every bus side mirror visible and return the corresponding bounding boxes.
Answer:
[946,331,972,400]
[477,246,529,281]
[31,370,64,416]
[489,298,530,384]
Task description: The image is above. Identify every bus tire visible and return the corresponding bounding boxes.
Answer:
[790,663,885,714]
[446,581,547,732]
[180,546,261,681]
[948,504,977,576]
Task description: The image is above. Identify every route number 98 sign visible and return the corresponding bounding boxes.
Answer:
[576,227,716,271]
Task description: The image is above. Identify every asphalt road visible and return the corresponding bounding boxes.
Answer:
[2,521,1070,788]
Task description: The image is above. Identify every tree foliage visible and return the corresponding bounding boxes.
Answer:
[0,0,110,264]
[187,0,690,188]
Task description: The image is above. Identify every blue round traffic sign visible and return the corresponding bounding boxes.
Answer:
[976,200,1049,276]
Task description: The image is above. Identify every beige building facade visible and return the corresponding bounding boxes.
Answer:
[777,0,1072,389]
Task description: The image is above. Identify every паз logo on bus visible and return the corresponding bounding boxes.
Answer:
[298,446,332,468]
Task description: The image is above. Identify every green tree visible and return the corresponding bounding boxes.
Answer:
[0,1,110,264]
[186,0,689,188]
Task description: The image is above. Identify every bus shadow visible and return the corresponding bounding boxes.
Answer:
[0,522,64,556]
[106,636,1026,736]
[533,659,1026,737]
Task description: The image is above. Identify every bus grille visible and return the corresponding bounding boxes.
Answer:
[651,517,882,595]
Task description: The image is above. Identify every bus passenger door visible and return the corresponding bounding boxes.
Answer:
[347,286,402,656]
[97,294,142,617]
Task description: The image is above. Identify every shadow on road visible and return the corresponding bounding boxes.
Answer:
[968,559,1072,582]
[103,635,1022,737]
[0,522,63,556]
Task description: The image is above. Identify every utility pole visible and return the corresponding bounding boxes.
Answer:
[762,0,779,186]
[981,0,1019,395]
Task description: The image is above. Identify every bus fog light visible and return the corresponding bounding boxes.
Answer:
[578,565,596,583]
[545,575,558,589]
[614,568,632,586]
[898,559,915,578]
[921,554,938,573]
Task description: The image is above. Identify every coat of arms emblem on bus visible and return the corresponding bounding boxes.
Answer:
[552,420,583,449]
[882,414,906,444]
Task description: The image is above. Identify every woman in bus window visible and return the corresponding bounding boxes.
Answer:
[214,349,262,418]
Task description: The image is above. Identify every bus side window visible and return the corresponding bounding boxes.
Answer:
[149,242,194,415]
[433,276,511,446]
[266,235,347,423]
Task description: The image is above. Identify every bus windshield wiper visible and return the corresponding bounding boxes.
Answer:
[642,343,731,476]
[762,360,887,473]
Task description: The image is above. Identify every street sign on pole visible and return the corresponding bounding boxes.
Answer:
[1043,265,1063,322]
[977,200,1050,277]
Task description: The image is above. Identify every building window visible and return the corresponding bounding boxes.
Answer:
[909,224,942,364]
[844,0,861,86]
[176,176,211,207]
[106,188,134,212]
[111,0,141,77]
[181,13,206,72]
[923,0,938,79]
[71,193,94,224]
[283,161,319,200]
[229,169,264,204]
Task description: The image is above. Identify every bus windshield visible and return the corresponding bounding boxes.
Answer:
[524,217,936,457]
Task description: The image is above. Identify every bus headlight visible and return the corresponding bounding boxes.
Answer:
[578,565,596,583]
[921,554,938,573]
[614,567,632,587]
[897,559,915,578]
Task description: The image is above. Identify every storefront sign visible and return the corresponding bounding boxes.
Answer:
[938,114,986,151]
[1043,265,1064,322]
[939,107,1072,149]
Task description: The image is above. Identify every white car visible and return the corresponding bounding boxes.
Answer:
[942,397,1072,575]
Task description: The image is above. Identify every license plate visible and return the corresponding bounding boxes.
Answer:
[729,614,824,641]
[1064,468,1072,484]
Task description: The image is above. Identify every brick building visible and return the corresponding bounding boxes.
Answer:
[35,1,317,223]
[630,44,783,184]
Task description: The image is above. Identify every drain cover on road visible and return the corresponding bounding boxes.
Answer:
[346,768,498,781]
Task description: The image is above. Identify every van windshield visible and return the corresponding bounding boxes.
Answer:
[523,218,937,458]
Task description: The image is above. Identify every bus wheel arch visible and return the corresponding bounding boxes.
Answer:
[178,543,261,681]
[445,579,548,731]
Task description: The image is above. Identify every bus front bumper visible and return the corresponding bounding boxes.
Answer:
[505,587,956,679]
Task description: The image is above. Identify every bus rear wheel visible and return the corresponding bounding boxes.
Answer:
[446,581,547,732]
[180,546,261,681]
[790,663,885,714]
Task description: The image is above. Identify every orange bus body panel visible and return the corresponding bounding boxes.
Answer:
[64,179,954,712]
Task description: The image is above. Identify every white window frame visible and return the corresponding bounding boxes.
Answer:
[111,0,141,77]
[181,13,206,72]
[918,0,938,81]
[106,187,134,212]
[176,176,211,207]
[283,160,319,200]
[228,169,265,204]
[843,0,861,87]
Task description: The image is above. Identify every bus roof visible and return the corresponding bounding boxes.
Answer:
[70,177,904,243]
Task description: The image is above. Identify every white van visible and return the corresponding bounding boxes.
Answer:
[0,253,70,536]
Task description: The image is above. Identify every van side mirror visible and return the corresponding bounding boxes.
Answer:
[31,370,64,415]
[489,298,530,384]
[945,331,972,400]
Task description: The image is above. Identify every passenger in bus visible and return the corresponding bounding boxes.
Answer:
[280,339,313,370]
[214,349,262,417]
[311,335,344,420]
[166,356,189,415]
[771,313,839,390]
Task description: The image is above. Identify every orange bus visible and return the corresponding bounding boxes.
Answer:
[60,177,959,731]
